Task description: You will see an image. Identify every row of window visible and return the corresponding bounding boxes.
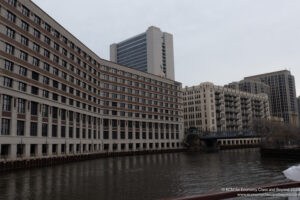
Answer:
[1,94,180,129]
[1,118,180,141]
[0,141,181,158]
[4,3,180,92]
[2,76,181,120]
[2,42,180,108]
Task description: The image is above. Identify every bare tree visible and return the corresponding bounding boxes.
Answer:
[252,119,300,148]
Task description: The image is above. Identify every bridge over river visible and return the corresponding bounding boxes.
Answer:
[185,130,261,151]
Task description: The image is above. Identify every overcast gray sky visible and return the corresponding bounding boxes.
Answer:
[32,0,300,95]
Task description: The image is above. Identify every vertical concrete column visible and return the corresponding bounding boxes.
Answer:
[11,97,17,136]
[48,107,53,139]
[37,144,42,157]
[100,118,103,151]
[10,144,17,160]
[0,94,2,134]
[56,143,61,155]
[25,143,30,158]
[25,101,30,137]
[109,119,112,151]
[65,118,69,155]
[37,103,42,137]
[133,121,136,151]
[125,120,129,151]
[57,109,61,139]
[48,143,52,156]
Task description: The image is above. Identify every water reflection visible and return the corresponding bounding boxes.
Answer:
[0,149,299,200]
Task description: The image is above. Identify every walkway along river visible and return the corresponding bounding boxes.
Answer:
[0,148,298,200]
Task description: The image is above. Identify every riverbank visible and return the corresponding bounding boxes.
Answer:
[0,148,185,172]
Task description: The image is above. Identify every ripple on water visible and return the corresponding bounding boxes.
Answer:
[0,148,299,200]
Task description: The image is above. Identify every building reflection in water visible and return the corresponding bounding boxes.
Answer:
[0,149,297,200]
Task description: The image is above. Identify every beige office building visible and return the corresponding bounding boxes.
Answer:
[110,26,175,80]
[183,82,270,133]
[0,0,184,160]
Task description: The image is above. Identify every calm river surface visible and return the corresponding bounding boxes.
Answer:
[0,148,299,200]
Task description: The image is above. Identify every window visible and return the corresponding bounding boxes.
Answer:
[62,36,68,44]
[43,76,49,85]
[62,60,67,68]
[33,43,40,53]
[22,5,30,17]
[17,120,25,136]
[31,86,39,95]
[43,63,50,71]
[31,102,38,115]
[20,35,29,46]
[42,124,48,137]
[32,57,40,67]
[33,29,40,39]
[61,126,66,137]
[52,125,57,137]
[21,21,29,31]
[52,93,58,101]
[34,15,41,25]
[4,60,13,71]
[53,55,59,63]
[20,51,28,61]
[44,36,50,45]
[54,42,59,51]
[42,90,49,98]
[53,67,59,75]
[30,122,38,136]
[45,23,51,32]
[18,66,27,76]
[18,82,26,92]
[32,71,39,81]
[62,48,67,56]
[1,119,10,135]
[54,30,60,38]
[7,11,16,23]
[70,42,74,49]
[44,49,50,58]
[5,43,14,55]
[62,72,67,79]
[52,80,58,88]
[3,77,12,87]
[6,27,15,39]
[8,0,17,7]
[2,95,11,111]
[17,98,26,113]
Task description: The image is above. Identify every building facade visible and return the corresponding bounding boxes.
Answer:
[183,82,270,133]
[0,0,184,160]
[244,70,298,126]
[110,26,175,80]
[297,96,300,123]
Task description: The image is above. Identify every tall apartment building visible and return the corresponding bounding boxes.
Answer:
[297,96,300,123]
[244,70,298,126]
[183,82,270,133]
[225,80,270,97]
[0,0,184,160]
[110,26,175,80]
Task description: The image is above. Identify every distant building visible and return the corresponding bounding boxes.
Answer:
[244,70,298,126]
[297,97,300,123]
[110,26,175,80]
[183,82,270,133]
[225,79,270,97]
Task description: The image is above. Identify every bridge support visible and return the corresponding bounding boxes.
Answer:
[200,139,219,152]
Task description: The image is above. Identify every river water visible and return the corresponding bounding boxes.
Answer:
[0,148,299,200]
